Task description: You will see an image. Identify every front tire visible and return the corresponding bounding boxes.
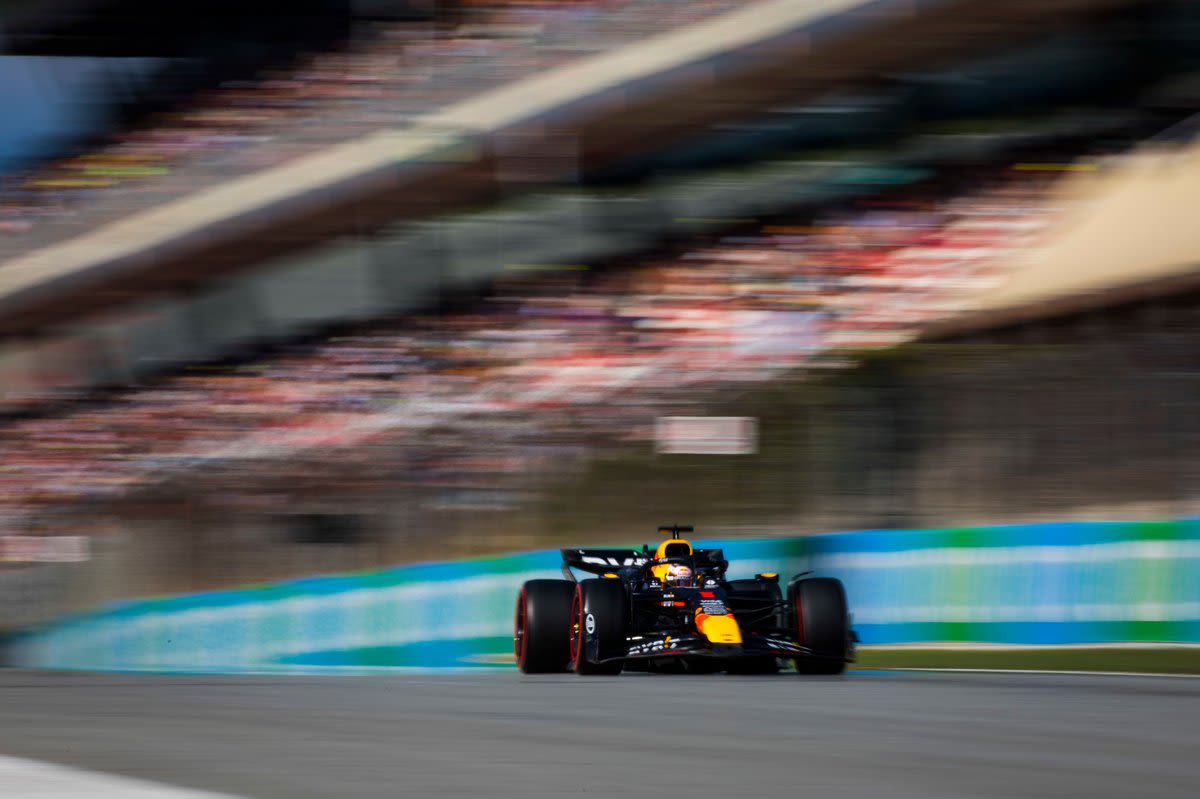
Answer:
[790,577,850,675]
[515,579,575,673]
[570,579,627,675]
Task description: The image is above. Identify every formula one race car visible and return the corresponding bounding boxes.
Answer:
[514,526,855,675]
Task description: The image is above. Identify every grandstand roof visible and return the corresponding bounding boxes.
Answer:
[921,135,1200,339]
[1,0,350,57]
[0,0,1144,337]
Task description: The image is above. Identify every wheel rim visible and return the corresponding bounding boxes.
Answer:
[514,590,527,666]
[568,588,582,667]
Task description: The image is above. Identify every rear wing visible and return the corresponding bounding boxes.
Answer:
[560,547,728,579]
[561,548,649,579]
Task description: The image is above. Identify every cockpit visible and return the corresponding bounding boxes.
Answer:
[641,527,727,589]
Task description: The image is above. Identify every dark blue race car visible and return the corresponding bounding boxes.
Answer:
[515,525,856,675]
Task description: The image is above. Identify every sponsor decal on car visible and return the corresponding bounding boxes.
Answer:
[580,555,647,567]
[627,639,667,656]
[585,613,596,635]
[755,636,803,652]
[625,634,694,656]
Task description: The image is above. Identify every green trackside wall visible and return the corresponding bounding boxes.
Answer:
[10,520,1200,672]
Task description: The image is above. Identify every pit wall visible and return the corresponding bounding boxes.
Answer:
[11,520,1200,673]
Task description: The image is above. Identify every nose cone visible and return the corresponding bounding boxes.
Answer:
[696,612,743,645]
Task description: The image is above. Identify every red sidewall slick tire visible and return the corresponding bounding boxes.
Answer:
[515,579,575,673]
[568,589,583,666]
[570,579,626,676]
[791,577,849,675]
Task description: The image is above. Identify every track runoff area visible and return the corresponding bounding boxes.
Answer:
[1,669,1196,798]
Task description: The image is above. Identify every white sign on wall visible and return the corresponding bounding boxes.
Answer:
[0,536,90,563]
[655,416,758,455]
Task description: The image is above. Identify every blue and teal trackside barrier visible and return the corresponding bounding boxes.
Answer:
[10,520,1200,672]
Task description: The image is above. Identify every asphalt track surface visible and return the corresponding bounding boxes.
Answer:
[1,669,1197,798]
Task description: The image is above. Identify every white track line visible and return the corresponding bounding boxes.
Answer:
[0,755,244,798]
[865,667,1200,679]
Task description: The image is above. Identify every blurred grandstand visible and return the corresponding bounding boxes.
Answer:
[0,0,753,248]
[4,0,1200,622]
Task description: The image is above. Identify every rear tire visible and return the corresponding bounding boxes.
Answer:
[515,579,575,673]
[790,577,850,675]
[570,579,627,675]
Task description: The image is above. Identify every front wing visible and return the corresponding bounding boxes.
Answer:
[620,631,810,661]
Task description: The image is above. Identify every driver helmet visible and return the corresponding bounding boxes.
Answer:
[663,562,693,586]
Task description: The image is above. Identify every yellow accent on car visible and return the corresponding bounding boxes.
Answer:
[695,612,743,645]
[602,573,619,579]
[758,573,778,579]
[654,538,693,560]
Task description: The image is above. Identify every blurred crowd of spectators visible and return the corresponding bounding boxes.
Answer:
[0,157,1067,530]
[0,0,745,253]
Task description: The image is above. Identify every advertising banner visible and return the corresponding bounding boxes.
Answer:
[10,520,1200,672]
